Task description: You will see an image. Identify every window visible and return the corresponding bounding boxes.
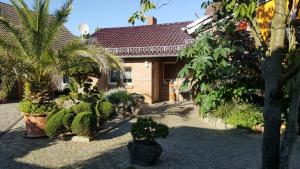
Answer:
[109,68,132,85]
[123,67,132,84]
[109,70,121,84]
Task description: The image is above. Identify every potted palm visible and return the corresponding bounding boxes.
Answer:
[127,117,169,166]
[0,0,121,137]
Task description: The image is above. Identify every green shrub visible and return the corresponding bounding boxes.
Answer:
[71,112,97,136]
[20,100,58,115]
[71,102,92,114]
[131,117,169,141]
[62,112,76,130]
[209,102,236,119]
[96,101,113,120]
[105,88,129,104]
[45,109,73,137]
[46,110,57,121]
[210,102,263,129]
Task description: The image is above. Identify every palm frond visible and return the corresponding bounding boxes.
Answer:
[0,73,17,98]
[76,44,123,72]
[0,36,21,52]
[0,18,32,55]
[45,0,73,48]
[10,0,35,33]
[35,0,50,56]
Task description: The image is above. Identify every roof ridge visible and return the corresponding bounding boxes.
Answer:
[93,20,192,33]
[0,2,16,10]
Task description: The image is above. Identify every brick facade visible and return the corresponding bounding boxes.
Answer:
[98,58,184,104]
[98,59,153,104]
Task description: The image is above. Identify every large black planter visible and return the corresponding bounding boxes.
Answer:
[127,140,162,166]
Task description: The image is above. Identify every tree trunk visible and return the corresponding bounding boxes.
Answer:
[280,72,300,169]
[262,57,283,169]
[262,0,287,168]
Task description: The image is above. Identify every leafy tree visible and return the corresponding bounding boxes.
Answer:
[65,56,101,86]
[0,0,121,104]
[178,23,263,115]
[136,0,300,168]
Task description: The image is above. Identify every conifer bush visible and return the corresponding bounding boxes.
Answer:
[45,109,73,137]
[71,112,97,136]
[96,101,113,120]
[71,102,92,114]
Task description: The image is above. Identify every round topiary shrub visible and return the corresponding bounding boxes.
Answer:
[45,109,73,138]
[96,101,113,120]
[71,112,97,136]
[131,117,169,141]
[71,102,92,114]
[62,112,76,130]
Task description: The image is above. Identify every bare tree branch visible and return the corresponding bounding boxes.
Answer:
[157,0,172,9]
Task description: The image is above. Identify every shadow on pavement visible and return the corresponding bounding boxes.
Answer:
[0,127,54,169]
[93,121,132,141]
[60,126,268,169]
[142,102,194,117]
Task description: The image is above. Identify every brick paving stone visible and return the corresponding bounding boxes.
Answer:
[0,102,300,169]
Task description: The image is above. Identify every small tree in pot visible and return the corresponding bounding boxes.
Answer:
[127,117,169,166]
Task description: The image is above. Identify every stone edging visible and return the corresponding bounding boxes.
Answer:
[200,114,235,130]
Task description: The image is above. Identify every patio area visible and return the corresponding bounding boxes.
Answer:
[1,102,300,169]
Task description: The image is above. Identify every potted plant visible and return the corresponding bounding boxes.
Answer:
[0,0,121,138]
[127,117,169,166]
[19,82,58,137]
[21,100,58,137]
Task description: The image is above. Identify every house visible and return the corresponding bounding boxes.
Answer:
[92,17,195,104]
[184,0,300,40]
[0,2,74,102]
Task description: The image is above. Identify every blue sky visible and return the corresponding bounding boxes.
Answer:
[1,0,205,35]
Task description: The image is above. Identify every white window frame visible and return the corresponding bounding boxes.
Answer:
[123,67,133,86]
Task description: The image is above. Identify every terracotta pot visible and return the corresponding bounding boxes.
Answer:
[24,114,47,137]
[169,93,176,102]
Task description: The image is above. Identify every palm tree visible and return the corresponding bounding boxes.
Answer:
[0,0,121,103]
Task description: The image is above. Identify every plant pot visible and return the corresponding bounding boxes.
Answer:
[24,114,47,137]
[127,140,162,166]
[254,124,264,133]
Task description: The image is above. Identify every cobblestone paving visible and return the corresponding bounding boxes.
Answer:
[0,103,22,134]
[0,102,300,169]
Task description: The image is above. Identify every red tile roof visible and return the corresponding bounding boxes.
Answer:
[0,2,74,49]
[92,21,195,57]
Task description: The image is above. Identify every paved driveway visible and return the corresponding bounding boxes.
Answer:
[0,103,22,137]
[0,102,300,169]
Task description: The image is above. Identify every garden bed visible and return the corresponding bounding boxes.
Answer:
[58,115,134,142]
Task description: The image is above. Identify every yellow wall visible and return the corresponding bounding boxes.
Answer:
[256,0,300,41]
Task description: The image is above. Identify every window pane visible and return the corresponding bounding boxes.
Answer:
[110,70,120,83]
[123,68,132,83]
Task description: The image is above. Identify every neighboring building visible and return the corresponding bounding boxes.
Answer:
[92,17,194,104]
[185,1,300,39]
[0,2,74,101]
